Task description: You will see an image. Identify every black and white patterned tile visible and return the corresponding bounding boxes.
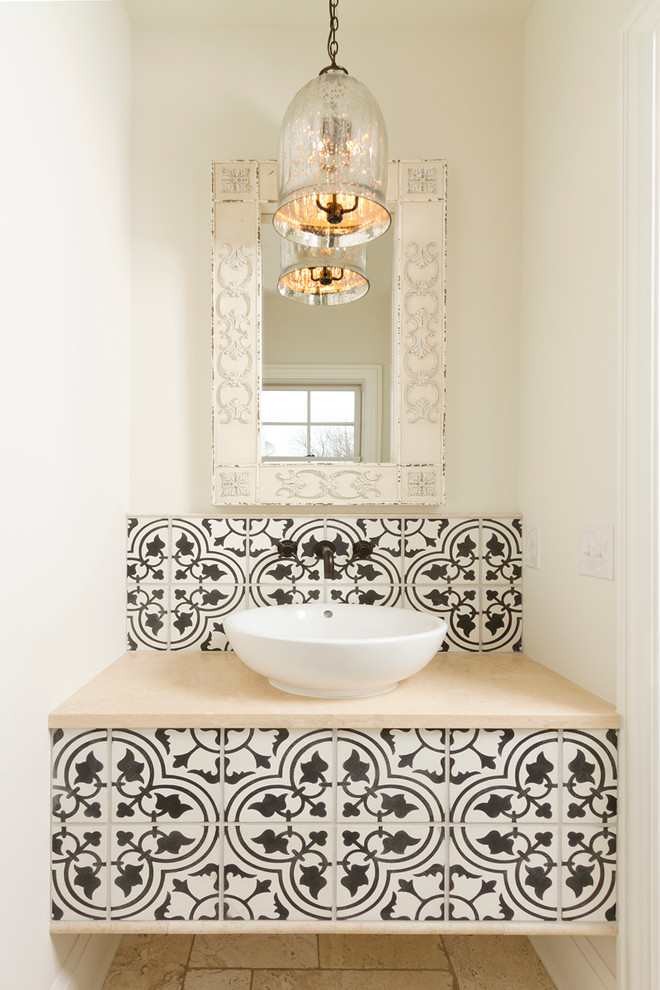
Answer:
[404,586,480,652]
[224,824,332,921]
[402,518,480,585]
[249,584,323,608]
[481,586,523,652]
[51,824,108,921]
[224,728,333,822]
[127,517,170,585]
[337,729,445,822]
[448,825,558,922]
[328,584,402,607]
[169,584,246,651]
[324,517,402,585]
[561,826,617,922]
[480,518,523,584]
[111,729,221,823]
[247,518,324,586]
[449,729,559,823]
[562,730,618,824]
[337,825,445,921]
[171,517,247,586]
[110,824,220,920]
[52,728,109,823]
[127,585,169,651]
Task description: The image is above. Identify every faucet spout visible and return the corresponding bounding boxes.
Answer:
[314,540,336,580]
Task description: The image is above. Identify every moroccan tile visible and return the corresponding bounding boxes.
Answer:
[52,728,109,823]
[448,825,558,922]
[562,729,618,824]
[337,825,445,921]
[224,728,333,822]
[111,729,221,823]
[561,826,617,922]
[51,824,108,921]
[480,586,522,652]
[480,518,523,584]
[249,583,323,608]
[327,584,401,607]
[110,824,220,921]
[337,729,445,822]
[127,585,169,651]
[171,518,247,585]
[224,823,332,921]
[402,518,480,585]
[127,517,170,585]
[403,587,480,652]
[169,584,245,651]
[324,517,402,585]
[449,729,559,824]
[247,518,324,585]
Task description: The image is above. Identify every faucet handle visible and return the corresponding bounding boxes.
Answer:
[276,539,298,559]
[352,539,374,560]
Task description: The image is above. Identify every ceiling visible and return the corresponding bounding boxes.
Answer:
[125,0,535,27]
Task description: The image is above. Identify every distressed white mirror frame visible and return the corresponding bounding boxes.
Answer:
[211,159,446,506]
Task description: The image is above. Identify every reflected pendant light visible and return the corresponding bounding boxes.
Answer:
[277,239,369,305]
[273,0,390,249]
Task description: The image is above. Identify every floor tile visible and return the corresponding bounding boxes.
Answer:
[318,934,451,970]
[188,933,318,969]
[101,934,192,990]
[251,971,454,990]
[442,935,556,990]
[184,973,251,990]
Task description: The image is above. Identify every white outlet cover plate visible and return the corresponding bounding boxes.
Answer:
[579,524,614,580]
[524,525,540,569]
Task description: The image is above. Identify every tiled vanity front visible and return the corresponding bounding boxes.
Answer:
[49,654,619,934]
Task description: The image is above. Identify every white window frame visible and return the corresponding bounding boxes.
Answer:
[262,364,383,464]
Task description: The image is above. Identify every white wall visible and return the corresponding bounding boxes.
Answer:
[521,0,638,986]
[129,19,524,515]
[0,3,131,988]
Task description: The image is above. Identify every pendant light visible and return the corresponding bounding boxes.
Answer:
[273,0,390,249]
[277,240,369,305]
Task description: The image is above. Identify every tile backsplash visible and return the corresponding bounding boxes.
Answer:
[126,516,522,654]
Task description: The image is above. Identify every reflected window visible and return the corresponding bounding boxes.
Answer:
[261,385,362,461]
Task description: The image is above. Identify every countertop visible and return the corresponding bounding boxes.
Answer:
[48,652,620,729]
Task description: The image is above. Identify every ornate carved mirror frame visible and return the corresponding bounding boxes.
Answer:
[211,159,446,506]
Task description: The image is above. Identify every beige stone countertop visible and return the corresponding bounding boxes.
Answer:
[48,652,619,729]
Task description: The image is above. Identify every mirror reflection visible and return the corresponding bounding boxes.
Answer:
[261,216,394,463]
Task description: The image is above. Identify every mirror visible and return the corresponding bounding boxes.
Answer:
[261,218,393,463]
[212,159,446,506]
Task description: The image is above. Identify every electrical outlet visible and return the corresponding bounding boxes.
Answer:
[524,525,540,569]
[579,524,614,580]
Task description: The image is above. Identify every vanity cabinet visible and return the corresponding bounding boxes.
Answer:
[49,653,618,933]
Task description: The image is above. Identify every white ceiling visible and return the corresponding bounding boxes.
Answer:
[126,0,534,27]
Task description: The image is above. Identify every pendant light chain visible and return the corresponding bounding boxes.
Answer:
[320,0,348,75]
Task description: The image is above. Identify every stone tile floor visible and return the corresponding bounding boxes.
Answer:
[101,933,557,990]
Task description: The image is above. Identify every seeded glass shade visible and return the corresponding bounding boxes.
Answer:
[277,239,369,306]
[274,69,390,249]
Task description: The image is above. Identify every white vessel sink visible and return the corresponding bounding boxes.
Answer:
[224,603,448,698]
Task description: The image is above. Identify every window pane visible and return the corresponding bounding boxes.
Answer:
[310,390,355,423]
[310,425,355,458]
[261,425,308,458]
[261,389,307,423]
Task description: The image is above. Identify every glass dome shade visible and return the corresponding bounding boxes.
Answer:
[274,69,390,249]
[277,239,369,306]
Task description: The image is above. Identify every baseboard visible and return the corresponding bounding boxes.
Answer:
[50,934,122,990]
[530,935,616,990]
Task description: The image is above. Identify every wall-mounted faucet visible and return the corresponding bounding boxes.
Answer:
[314,540,337,579]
